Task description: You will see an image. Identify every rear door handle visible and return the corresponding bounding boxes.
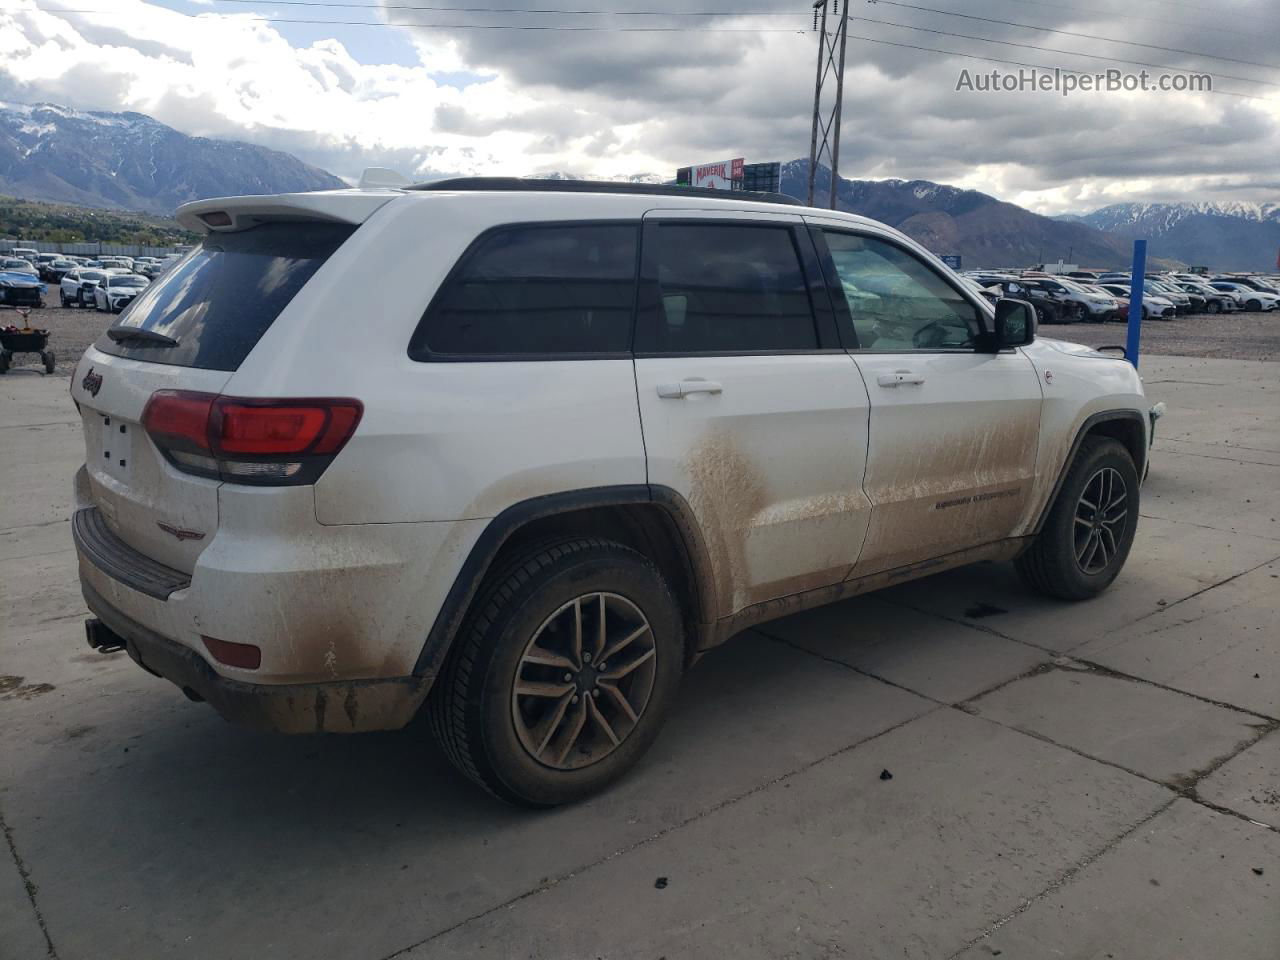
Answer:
[877,371,925,388]
[657,379,724,399]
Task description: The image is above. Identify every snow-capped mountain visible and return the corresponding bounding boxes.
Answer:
[779,159,1128,268]
[0,102,344,215]
[1066,202,1280,271]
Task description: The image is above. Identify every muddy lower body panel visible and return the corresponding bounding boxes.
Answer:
[82,579,431,733]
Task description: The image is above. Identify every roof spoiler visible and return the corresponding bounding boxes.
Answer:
[175,191,397,233]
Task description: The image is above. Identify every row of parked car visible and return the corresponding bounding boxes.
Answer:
[0,248,181,311]
[958,269,1280,324]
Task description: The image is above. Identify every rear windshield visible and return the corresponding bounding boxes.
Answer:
[94,222,355,371]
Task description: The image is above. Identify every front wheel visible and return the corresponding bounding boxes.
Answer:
[1016,437,1139,601]
[1246,299,1261,312]
[429,538,684,806]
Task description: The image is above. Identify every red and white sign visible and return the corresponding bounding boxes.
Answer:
[690,157,745,190]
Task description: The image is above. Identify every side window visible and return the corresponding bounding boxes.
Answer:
[411,223,638,358]
[636,223,819,354]
[822,231,981,351]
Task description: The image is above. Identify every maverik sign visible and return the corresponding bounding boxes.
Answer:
[676,158,745,190]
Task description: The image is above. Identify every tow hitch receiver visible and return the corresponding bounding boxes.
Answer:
[85,617,126,654]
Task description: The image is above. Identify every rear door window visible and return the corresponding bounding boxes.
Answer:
[635,222,819,354]
[94,222,355,371]
[410,223,639,359]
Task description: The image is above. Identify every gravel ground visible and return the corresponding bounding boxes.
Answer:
[3,299,1278,377]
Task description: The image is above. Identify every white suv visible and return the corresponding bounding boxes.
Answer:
[71,180,1154,805]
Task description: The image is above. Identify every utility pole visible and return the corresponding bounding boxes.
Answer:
[807,0,850,209]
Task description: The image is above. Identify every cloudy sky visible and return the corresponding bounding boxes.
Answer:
[0,0,1277,214]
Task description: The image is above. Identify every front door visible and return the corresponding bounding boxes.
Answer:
[808,223,1044,576]
[632,210,873,618]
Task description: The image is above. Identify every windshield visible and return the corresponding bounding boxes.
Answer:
[109,276,147,287]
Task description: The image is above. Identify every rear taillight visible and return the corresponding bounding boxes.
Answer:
[141,391,362,486]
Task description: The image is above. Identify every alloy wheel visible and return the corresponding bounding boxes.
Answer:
[1073,467,1129,575]
[511,592,657,771]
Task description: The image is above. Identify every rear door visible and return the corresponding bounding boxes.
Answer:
[808,222,1043,576]
[632,210,872,618]
[70,220,357,573]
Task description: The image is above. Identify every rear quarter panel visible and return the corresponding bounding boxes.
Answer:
[225,192,657,524]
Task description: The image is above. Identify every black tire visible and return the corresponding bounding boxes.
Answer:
[1247,299,1261,312]
[1016,437,1139,601]
[0,351,8,374]
[42,350,55,374]
[429,537,684,807]
[59,293,68,307]
[1207,300,1220,314]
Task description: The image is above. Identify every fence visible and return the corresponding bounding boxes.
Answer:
[0,239,190,258]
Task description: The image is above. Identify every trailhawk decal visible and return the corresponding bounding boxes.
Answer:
[933,487,1023,511]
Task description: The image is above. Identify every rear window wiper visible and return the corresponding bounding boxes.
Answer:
[106,326,179,348]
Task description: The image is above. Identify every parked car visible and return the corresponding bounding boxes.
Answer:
[61,268,110,308]
[1,258,39,277]
[92,273,149,313]
[1176,281,1234,313]
[1210,282,1279,312]
[1020,276,1117,322]
[10,247,39,261]
[40,258,79,283]
[1143,279,1194,314]
[1074,283,1126,321]
[0,269,46,307]
[1100,284,1176,320]
[72,178,1157,805]
[985,278,1069,323]
[1214,275,1280,297]
[1066,271,1100,281]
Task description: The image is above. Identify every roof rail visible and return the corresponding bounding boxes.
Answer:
[406,176,804,207]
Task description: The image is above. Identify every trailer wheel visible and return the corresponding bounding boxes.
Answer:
[42,350,56,374]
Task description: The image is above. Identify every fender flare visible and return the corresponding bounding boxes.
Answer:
[1030,409,1148,535]
[412,484,715,678]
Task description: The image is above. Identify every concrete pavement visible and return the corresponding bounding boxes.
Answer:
[1,356,1277,959]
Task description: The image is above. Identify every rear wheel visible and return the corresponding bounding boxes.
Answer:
[1016,437,1139,601]
[429,537,684,806]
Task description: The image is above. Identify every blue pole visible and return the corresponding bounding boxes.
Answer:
[1126,239,1146,368]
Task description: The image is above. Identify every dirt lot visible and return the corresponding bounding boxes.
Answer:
[3,298,1277,377]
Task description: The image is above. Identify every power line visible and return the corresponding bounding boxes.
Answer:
[837,29,1269,101]
[868,0,1280,73]
[17,6,807,30]
[200,0,807,14]
[1001,0,1279,44]
[17,3,1275,100]
[848,12,1280,88]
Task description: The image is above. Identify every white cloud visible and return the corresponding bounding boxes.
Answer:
[0,0,1277,212]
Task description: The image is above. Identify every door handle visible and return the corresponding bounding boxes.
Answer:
[877,371,925,388]
[657,379,724,399]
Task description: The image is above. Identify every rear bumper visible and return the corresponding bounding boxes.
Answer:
[82,579,430,733]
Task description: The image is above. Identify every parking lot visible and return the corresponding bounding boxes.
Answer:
[2,333,1278,957]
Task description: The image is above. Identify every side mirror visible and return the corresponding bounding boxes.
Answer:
[993,297,1036,348]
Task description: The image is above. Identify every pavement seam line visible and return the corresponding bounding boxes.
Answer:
[1138,511,1280,542]
[749,627,952,706]
[942,797,1179,960]
[376,703,944,959]
[1034,656,1280,724]
[1132,552,1280,622]
[0,805,57,959]
[956,694,1280,834]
